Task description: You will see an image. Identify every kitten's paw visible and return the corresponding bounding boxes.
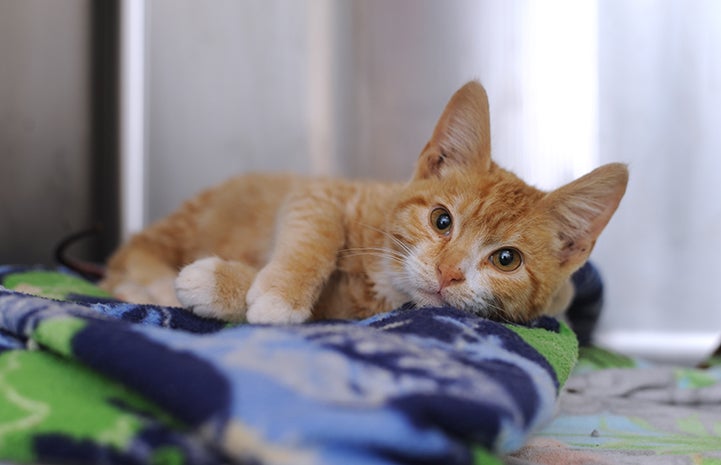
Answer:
[176,257,220,317]
[246,292,311,324]
[176,257,243,321]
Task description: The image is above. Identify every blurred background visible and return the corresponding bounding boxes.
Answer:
[1,0,720,363]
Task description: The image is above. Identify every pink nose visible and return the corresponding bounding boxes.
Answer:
[437,263,465,291]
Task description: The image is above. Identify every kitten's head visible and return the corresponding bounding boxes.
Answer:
[386,81,628,322]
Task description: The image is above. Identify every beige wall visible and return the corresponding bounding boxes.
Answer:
[0,0,92,264]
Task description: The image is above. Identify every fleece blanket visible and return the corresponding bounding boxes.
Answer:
[510,347,721,465]
[0,265,577,465]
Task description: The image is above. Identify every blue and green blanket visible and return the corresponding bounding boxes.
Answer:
[0,265,578,465]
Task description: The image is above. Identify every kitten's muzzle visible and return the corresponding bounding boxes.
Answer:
[436,263,465,292]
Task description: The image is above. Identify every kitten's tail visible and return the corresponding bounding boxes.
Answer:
[54,224,106,281]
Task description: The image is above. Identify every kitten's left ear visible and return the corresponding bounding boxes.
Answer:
[413,81,492,180]
[545,163,629,270]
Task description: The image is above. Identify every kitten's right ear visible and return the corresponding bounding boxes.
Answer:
[413,81,492,180]
[545,163,629,270]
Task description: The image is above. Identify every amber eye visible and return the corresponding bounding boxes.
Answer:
[490,248,523,272]
[429,207,453,234]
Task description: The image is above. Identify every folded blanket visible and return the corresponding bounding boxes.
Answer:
[0,266,578,465]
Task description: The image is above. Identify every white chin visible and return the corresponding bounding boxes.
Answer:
[412,291,446,308]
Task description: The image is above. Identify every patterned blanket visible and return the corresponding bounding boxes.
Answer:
[0,266,577,465]
[511,347,721,465]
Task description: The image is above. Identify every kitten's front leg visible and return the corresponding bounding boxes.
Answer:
[245,188,345,324]
[102,247,182,307]
[176,257,256,322]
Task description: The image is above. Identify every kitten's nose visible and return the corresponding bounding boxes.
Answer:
[437,263,465,291]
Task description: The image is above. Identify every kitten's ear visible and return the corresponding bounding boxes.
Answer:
[413,81,492,180]
[545,163,629,269]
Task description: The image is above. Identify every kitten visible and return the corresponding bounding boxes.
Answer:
[100,81,628,324]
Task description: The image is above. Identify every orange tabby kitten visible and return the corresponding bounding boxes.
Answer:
[101,81,628,324]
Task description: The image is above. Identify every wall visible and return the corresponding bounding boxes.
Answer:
[593,0,721,359]
[0,0,93,264]
[146,0,317,221]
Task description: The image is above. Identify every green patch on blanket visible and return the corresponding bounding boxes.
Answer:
[575,346,638,372]
[149,446,186,465]
[505,322,578,385]
[675,368,718,390]
[472,446,503,464]
[32,317,88,357]
[0,349,183,463]
[2,270,111,300]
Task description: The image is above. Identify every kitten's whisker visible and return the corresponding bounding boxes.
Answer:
[340,247,406,260]
[355,222,414,257]
[341,246,405,256]
[484,300,515,324]
[339,248,407,265]
[341,252,405,263]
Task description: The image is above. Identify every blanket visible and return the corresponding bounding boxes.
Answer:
[0,266,577,465]
[510,347,721,465]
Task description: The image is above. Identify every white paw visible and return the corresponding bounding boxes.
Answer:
[175,257,223,319]
[246,292,311,324]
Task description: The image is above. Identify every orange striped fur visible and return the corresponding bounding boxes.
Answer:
[101,81,628,324]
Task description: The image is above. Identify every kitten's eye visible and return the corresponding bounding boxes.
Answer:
[430,207,453,234]
[490,248,523,272]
